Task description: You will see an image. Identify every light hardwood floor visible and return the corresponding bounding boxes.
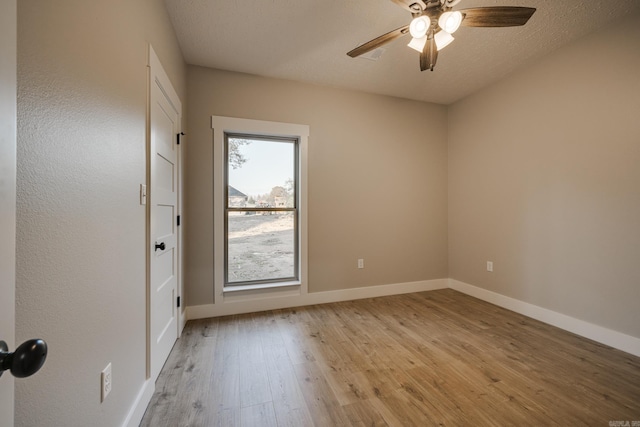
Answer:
[140,289,640,426]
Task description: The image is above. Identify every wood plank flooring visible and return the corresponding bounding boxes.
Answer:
[140,289,640,426]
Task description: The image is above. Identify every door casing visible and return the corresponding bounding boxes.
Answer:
[0,0,17,422]
[147,45,183,381]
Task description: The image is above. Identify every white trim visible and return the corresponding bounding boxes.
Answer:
[147,44,183,381]
[122,379,155,427]
[224,281,301,293]
[187,278,448,319]
[0,0,17,422]
[176,131,184,339]
[211,115,309,306]
[449,278,640,357]
[179,307,187,332]
[148,48,181,114]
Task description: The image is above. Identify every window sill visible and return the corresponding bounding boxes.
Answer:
[223,280,301,293]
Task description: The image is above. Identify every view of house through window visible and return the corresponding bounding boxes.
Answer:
[225,134,298,285]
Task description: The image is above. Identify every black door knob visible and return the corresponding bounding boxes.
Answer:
[155,242,166,251]
[0,339,48,378]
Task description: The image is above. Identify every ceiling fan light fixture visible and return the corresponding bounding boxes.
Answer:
[346,2,537,73]
[434,30,454,50]
[409,16,431,39]
[407,36,428,52]
[438,11,462,34]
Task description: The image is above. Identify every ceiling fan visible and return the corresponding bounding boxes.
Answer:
[347,0,536,71]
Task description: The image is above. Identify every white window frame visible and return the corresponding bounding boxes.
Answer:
[212,116,309,303]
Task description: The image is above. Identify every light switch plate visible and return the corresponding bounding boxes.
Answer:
[140,184,147,205]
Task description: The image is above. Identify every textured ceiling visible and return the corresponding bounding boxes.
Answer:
[163,0,640,105]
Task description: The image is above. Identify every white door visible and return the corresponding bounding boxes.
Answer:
[148,47,182,381]
[0,0,17,422]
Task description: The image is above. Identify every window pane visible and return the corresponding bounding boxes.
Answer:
[228,137,295,209]
[227,212,295,283]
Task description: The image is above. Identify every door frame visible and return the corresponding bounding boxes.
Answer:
[146,45,184,380]
[0,0,17,423]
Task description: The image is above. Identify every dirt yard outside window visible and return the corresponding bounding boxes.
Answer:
[227,213,295,283]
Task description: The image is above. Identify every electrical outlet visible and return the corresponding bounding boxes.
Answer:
[101,363,112,402]
[487,261,493,272]
[358,259,364,269]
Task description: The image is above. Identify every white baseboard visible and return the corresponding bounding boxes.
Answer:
[186,278,448,319]
[122,379,154,427]
[449,278,640,357]
[179,307,187,337]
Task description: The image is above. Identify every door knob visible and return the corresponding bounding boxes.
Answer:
[155,242,165,251]
[0,339,47,378]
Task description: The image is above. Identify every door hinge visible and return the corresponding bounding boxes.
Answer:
[177,296,181,308]
[177,131,185,145]
[177,215,181,226]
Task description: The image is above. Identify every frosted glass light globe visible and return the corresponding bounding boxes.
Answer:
[409,16,431,39]
[438,11,462,34]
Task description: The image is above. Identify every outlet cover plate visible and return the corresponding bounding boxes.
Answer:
[101,363,112,402]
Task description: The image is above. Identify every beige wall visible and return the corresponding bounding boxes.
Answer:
[16,1,185,425]
[185,67,449,306]
[448,13,640,337]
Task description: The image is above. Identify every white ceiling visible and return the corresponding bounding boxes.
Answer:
[163,0,640,105]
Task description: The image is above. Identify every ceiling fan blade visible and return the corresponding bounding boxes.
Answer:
[347,25,410,58]
[459,7,536,27]
[420,35,438,71]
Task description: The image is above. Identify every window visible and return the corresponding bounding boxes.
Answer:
[212,116,308,296]
[225,135,298,285]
